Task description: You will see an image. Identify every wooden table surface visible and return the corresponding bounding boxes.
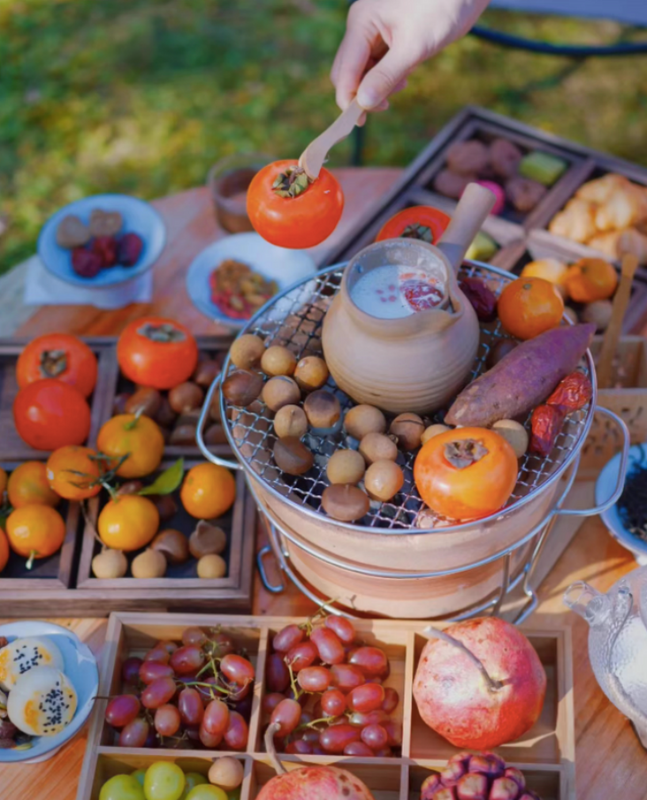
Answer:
[2,167,646,799]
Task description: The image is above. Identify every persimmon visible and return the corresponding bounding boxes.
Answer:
[180,463,236,519]
[13,379,91,451]
[117,317,199,390]
[414,427,518,521]
[97,414,164,479]
[246,159,344,249]
[497,276,564,340]
[5,505,66,568]
[7,462,60,509]
[565,258,618,303]
[46,446,102,501]
[375,206,450,245]
[98,495,159,552]
[16,333,97,398]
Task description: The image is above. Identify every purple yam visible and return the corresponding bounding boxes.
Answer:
[445,323,595,427]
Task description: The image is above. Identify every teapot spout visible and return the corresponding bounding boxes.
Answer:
[564,580,611,626]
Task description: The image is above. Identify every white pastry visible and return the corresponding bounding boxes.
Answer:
[0,637,64,691]
[7,666,77,736]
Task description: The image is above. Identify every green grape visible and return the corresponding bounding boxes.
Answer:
[144,762,186,800]
[185,787,228,800]
[227,789,241,800]
[180,774,208,799]
[99,775,145,800]
[132,771,146,788]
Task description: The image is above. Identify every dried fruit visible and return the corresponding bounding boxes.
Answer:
[420,753,541,800]
[71,247,103,278]
[117,233,144,267]
[546,371,592,413]
[56,215,90,249]
[529,404,565,457]
[89,209,123,237]
[92,236,118,268]
[460,277,498,322]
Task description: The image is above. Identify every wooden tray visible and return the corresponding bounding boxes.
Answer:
[76,613,575,800]
[75,461,256,613]
[0,338,115,460]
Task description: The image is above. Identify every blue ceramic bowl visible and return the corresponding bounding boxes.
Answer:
[38,193,166,287]
[0,621,99,763]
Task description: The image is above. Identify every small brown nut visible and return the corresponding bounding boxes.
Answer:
[89,208,123,237]
[222,370,263,407]
[125,387,162,419]
[445,140,490,176]
[389,413,425,451]
[273,437,314,475]
[492,419,529,458]
[131,549,167,579]
[273,405,308,439]
[489,137,523,179]
[204,423,227,445]
[197,553,227,579]
[322,484,370,522]
[344,404,386,440]
[168,381,204,413]
[229,334,265,370]
[294,356,329,393]
[149,494,178,523]
[92,548,128,579]
[155,397,177,428]
[189,520,227,559]
[262,376,301,412]
[168,424,197,446]
[359,432,398,465]
[112,392,131,416]
[261,345,297,377]
[303,390,341,430]
[326,449,365,485]
[56,215,91,249]
[421,424,451,446]
[117,480,144,496]
[151,528,189,565]
[364,460,404,502]
[193,359,220,387]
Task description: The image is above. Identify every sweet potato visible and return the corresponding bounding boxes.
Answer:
[445,323,595,427]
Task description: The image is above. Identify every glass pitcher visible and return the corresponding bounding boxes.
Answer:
[564,566,647,746]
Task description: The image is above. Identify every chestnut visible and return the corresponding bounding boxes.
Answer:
[229,334,265,370]
[262,376,301,413]
[326,449,365,485]
[222,370,263,407]
[155,397,177,428]
[261,345,297,377]
[193,359,221,388]
[321,484,370,522]
[273,437,314,476]
[125,387,162,419]
[364,460,404,502]
[359,432,398,465]
[390,413,425,451]
[294,356,329,393]
[168,381,204,413]
[273,405,308,439]
[344,404,386,440]
[303,390,341,430]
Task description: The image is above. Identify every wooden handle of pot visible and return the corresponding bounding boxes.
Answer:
[299,98,365,180]
[437,183,496,273]
[596,253,639,389]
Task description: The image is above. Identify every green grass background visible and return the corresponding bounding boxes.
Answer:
[1,0,646,274]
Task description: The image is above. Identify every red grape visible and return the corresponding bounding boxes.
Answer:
[374,746,392,757]
[349,646,388,678]
[199,722,223,748]
[182,627,207,647]
[344,741,374,756]
[270,698,302,737]
[330,663,365,691]
[202,698,230,736]
[170,645,205,675]
[348,709,387,728]
[221,654,255,686]
[195,675,219,703]
[144,647,170,664]
[154,704,181,737]
[302,729,320,745]
[139,660,174,685]
[105,694,141,728]
[382,686,399,714]
[185,725,200,744]
[312,745,326,755]
[361,723,388,750]
[320,689,346,717]
[121,656,143,685]
[155,640,178,655]
[141,676,177,709]
[273,624,304,653]
[311,627,345,665]
[212,631,236,657]
[285,641,318,672]
[224,711,248,750]
[324,615,356,645]
[383,719,402,747]
[347,683,385,713]
[297,666,332,693]
[262,692,285,715]
[267,653,290,693]
[118,717,149,747]
[178,687,204,727]
[286,739,313,755]
[143,727,159,748]
[285,685,307,706]
[233,692,253,721]
[319,723,360,754]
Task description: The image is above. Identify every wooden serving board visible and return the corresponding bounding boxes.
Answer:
[77,613,575,800]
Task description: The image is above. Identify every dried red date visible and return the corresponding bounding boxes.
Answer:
[546,371,592,413]
[92,235,118,267]
[530,404,565,456]
[118,232,144,267]
[460,277,497,322]
[72,247,103,278]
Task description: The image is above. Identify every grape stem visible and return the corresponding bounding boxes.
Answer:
[295,714,337,732]
[265,721,287,776]
[423,625,503,693]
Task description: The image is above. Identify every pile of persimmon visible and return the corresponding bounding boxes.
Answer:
[113,316,225,449]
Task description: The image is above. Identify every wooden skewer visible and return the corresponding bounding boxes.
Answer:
[298,98,365,180]
[596,253,639,389]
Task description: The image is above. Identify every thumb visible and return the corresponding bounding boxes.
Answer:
[356,47,412,109]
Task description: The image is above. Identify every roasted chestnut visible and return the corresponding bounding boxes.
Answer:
[125,387,162,418]
[193,359,221,387]
[273,437,314,475]
[294,356,329,393]
[168,381,204,414]
[364,460,404,502]
[389,413,425,451]
[321,484,370,522]
[262,376,301,412]
[229,334,266,370]
[273,405,308,439]
[344,404,386,440]
[326,449,365,485]
[303,390,341,430]
[261,345,297,377]
[359,432,398,465]
[222,370,263,407]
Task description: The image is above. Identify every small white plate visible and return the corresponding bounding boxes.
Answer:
[597,444,647,565]
[185,232,316,330]
[0,621,98,763]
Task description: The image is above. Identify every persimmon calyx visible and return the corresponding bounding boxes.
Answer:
[444,438,488,469]
[401,223,433,243]
[137,322,186,343]
[272,166,311,199]
[39,349,68,378]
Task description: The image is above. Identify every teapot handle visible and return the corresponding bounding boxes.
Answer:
[437,183,496,273]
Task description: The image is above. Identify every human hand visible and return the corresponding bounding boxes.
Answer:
[331,0,491,114]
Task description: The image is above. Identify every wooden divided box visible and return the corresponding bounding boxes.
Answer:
[77,613,575,800]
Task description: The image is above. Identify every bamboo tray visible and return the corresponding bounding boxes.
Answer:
[77,613,575,800]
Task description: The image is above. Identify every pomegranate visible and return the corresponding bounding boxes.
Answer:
[413,617,546,749]
[257,765,375,800]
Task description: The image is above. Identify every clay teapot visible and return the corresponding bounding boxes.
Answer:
[322,183,496,414]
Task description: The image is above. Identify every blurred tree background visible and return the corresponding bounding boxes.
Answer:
[1,0,646,273]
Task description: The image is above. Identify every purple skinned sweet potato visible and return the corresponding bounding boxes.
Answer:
[445,323,595,428]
